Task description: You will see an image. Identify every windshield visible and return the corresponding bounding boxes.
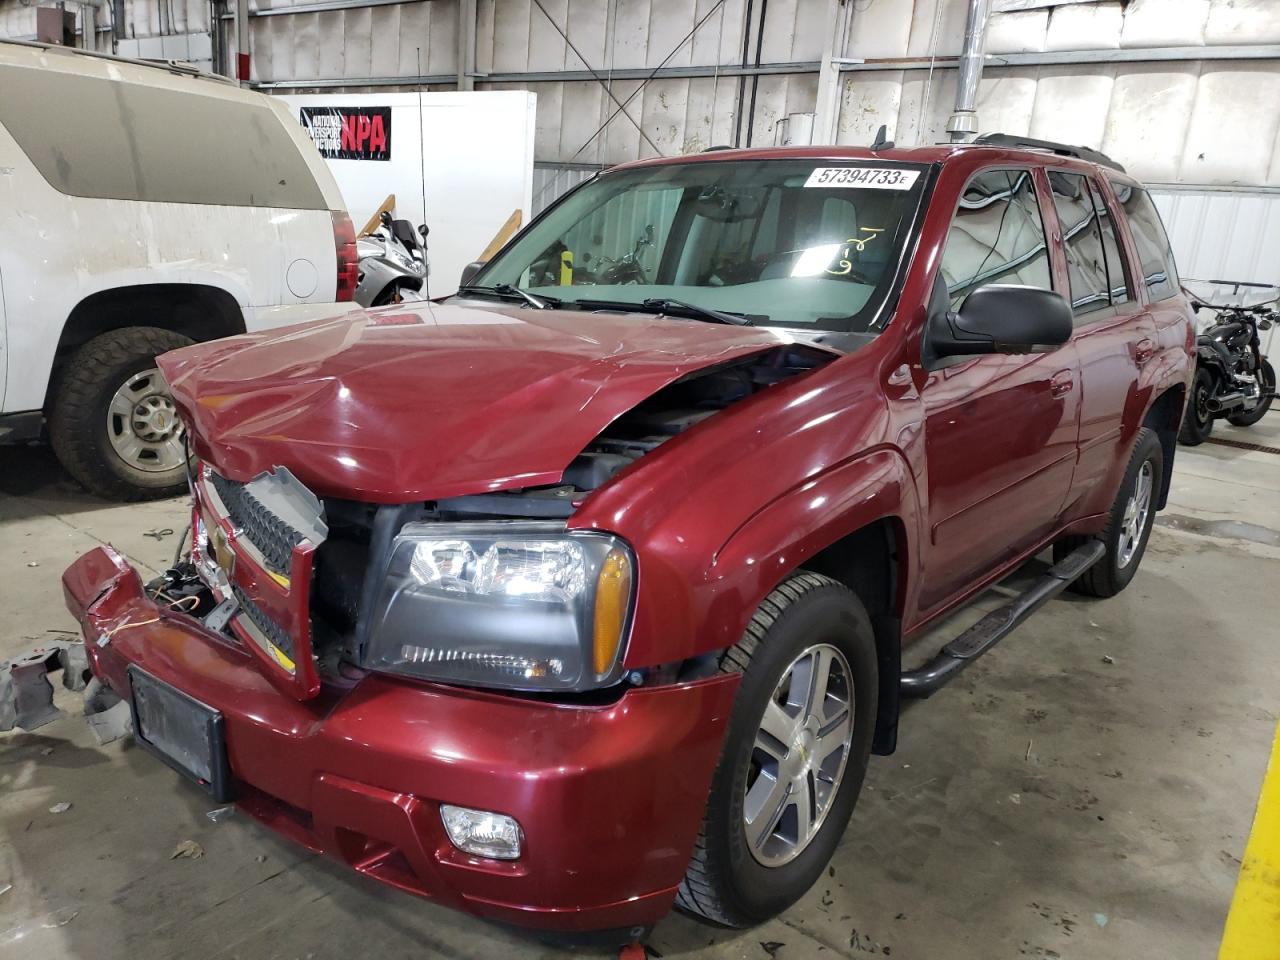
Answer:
[473,158,931,332]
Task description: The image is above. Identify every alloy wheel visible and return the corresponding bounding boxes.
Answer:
[744,643,854,867]
[1118,460,1154,569]
[106,369,185,473]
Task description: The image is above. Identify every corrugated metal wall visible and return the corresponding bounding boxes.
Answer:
[4,0,1280,288]
[5,0,1280,188]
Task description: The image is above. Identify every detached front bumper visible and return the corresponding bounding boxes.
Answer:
[63,546,737,935]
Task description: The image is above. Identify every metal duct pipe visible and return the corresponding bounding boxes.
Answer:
[946,0,992,142]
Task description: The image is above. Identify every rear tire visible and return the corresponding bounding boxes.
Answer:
[48,327,194,501]
[675,572,878,927]
[1056,427,1162,599]
[1226,359,1275,427]
[1178,368,1215,445]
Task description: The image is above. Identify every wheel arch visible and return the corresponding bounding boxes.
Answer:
[801,517,908,756]
[43,284,245,413]
[705,448,919,756]
[1143,381,1186,510]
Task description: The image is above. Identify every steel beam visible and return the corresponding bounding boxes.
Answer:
[218,0,428,20]
[255,61,821,90]
[836,44,1280,71]
[252,45,1280,91]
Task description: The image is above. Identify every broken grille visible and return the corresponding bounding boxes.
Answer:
[208,471,305,576]
[231,583,295,661]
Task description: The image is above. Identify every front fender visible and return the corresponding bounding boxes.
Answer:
[695,447,920,660]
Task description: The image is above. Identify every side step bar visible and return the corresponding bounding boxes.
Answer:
[899,540,1106,699]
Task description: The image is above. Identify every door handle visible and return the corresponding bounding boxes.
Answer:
[1135,338,1156,366]
[1050,370,1075,398]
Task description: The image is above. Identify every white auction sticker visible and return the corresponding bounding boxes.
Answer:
[804,167,920,190]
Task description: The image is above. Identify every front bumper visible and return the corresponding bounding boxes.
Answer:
[64,546,737,935]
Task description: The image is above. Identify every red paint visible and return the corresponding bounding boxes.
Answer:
[65,545,737,933]
[236,52,250,82]
[157,307,824,503]
[70,143,1194,934]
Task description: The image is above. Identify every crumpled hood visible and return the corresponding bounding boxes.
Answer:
[159,300,832,503]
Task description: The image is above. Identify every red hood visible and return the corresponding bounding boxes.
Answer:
[159,301,831,503]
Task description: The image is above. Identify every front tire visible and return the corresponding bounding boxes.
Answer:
[1057,427,1163,599]
[676,572,878,927]
[1178,367,1215,445]
[371,281,406,307]
[1227,359,1275,427]
[48,327,194,501]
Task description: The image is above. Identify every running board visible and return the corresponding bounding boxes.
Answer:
[899,540,1106,699]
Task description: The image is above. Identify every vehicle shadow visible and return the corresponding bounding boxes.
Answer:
[0,444,112,514]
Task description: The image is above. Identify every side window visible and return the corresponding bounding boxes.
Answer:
[1090,180,1132,307]
[941,169,1052,310]
[1048,172,1110,317]
[1111,182,1180,302]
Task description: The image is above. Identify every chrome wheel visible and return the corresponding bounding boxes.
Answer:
[106,369,185,473]
[1118,459,1154,569]
[744,643,854,867]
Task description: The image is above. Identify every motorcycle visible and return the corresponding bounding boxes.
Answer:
[526,224,654,288]
[1179,296,1277,445]
[355,211,429,307]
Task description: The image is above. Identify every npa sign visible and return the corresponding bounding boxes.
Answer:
[299,106,392,161]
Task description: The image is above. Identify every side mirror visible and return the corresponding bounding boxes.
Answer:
[927,284,1072,362]
[459,261,486,287]
[418,223,429,238]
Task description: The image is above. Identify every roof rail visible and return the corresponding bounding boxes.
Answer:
[0,38,235,86]
[972,133,1126,173]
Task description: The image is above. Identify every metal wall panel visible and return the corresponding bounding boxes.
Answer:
[1151,187,1280,351]
[1152,189,1280,287]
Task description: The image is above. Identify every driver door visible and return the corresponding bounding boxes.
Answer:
[916,167,1081,614]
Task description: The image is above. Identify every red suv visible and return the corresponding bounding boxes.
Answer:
[63,136,1193,942]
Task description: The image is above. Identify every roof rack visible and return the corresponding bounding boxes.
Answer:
[0,38,235,86]
[972,133,1125,173]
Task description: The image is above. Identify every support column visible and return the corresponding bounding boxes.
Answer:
[236,0,250,85]
[812,0,854,146]
[457,0,477,90]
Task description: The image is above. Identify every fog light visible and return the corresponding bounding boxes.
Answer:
[440,804,523,860]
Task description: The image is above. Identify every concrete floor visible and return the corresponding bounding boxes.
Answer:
[2,418,1278,960]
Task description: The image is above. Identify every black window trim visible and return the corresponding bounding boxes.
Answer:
[1045,165,1142,329]
[1085,173,1137,312]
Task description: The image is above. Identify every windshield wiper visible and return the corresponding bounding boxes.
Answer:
[639,297,755,326]
[548,295,763,325]
[456,283,559,310]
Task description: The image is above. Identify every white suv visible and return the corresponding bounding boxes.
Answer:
[0,40,356,499]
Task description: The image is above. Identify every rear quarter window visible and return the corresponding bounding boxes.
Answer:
[1109,181,1180,302]
[0,64,326,210]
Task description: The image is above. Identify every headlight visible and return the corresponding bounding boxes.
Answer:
[363,522,635,691]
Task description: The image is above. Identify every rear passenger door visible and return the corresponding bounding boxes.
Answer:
[917,167,1081,613]
[1046,170,1154,518]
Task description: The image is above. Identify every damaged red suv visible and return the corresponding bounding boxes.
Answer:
[64,137,1193,942]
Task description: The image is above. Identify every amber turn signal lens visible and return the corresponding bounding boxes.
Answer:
[592,548,632,677]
